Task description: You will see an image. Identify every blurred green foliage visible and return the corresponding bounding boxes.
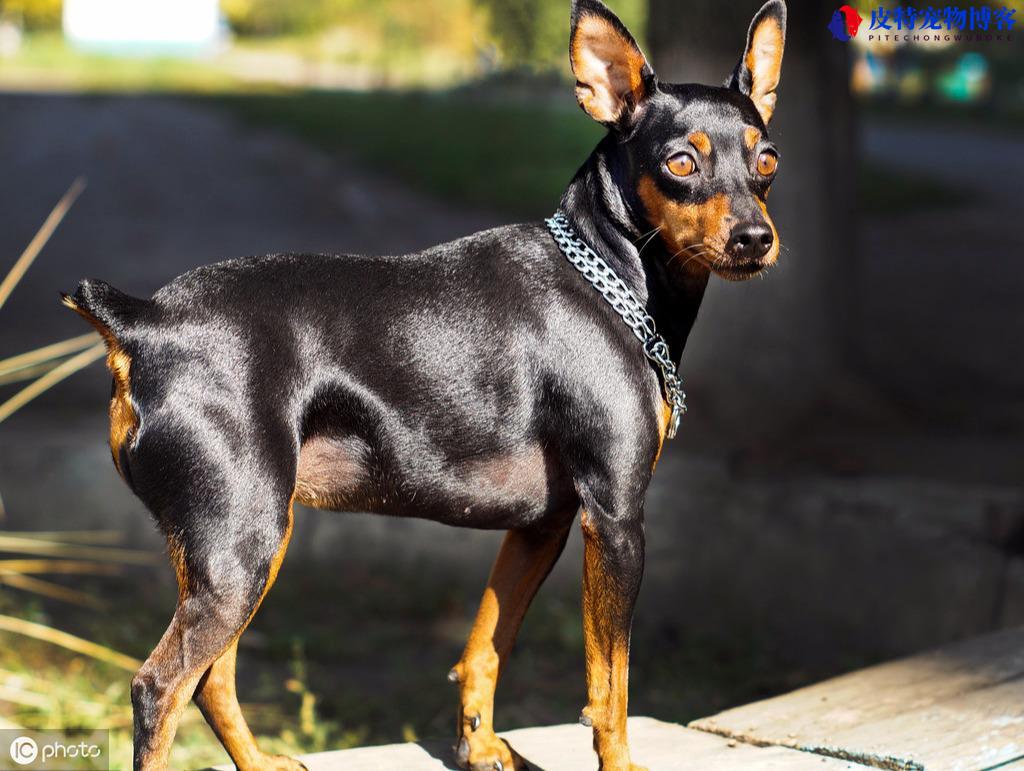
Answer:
[477,0,645,69]
[1,0,646,73]
[0,0,61,30]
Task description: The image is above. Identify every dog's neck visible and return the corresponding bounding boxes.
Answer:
[558,136,710,363]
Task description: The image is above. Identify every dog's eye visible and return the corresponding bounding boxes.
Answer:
[756,151,778,176]
[667,152,696,178]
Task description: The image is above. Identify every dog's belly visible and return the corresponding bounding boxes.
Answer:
[294,434,576,528]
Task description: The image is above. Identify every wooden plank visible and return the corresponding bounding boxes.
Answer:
[211,717,869,770]
[689,626,1024,771]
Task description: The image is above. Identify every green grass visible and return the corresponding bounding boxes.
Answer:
[0,34,245,93]
[205,88,603,218]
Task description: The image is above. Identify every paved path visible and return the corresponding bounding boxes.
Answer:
[213,717,869,770]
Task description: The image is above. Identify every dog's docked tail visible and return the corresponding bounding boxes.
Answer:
[61,279,151,479]
[60,279,150,345]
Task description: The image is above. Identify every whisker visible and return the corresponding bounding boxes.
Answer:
[635,227,663,258]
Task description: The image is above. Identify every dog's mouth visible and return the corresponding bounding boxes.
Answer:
[669,247,771,282]
[712,259,771,282]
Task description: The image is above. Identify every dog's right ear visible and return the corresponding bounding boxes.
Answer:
[570,0,655,129]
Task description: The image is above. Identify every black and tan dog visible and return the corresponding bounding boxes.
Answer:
[64,0,785,768]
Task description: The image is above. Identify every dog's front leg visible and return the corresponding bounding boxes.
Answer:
[451,524,571,770]
[580,507,646,771]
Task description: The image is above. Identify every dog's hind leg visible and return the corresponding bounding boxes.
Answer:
[131,487,299,770]
[451,522,571,771]
[194,639,305,770]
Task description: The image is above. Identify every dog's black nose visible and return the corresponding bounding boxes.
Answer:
[726,222,774,261]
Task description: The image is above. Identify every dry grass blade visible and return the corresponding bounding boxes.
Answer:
[0,684,110,716]
[0,574,105,608]
[0,361,61,387]
[7,530,126,545]
[0,667,75,694]
[0,177,86,312]
[0,684,51,710]
[0,559,121,575]
[0,341,106,425]
[0,614,140,671]
[0,534,158,565]
[0,332,99,377]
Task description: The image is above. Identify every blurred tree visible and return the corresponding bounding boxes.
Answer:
[646,0,858,438]
[223,0,337,36]
[475,0,645,69]
[0,0,62,30]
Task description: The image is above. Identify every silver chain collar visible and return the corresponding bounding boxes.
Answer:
[545,211,686,439]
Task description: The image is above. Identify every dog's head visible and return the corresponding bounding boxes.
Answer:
[570,0,786,280]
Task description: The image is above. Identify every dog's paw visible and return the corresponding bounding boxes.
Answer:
[260,754,308,770]
[454,730,528,771]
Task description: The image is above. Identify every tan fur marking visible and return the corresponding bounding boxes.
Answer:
[688,131,712,157]
[106,345,137,474]
[572,14,647,123]
[756,198,781,266]
[745,16,785,124]
[744,126,762,150]
[637,176,733,274]
[580,515,641,770]
[652,402,673,471]
[454,527,568,770]
[61,295,139,475]
[195,643,263,768]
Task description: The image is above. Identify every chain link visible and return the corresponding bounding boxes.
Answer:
[546,211,686,439]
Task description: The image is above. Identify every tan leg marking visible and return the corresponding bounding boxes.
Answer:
[451,526,570,770]
[580,514,646,771]
[194,642,305,771]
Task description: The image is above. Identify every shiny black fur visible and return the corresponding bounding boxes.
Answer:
[65,0,785,767]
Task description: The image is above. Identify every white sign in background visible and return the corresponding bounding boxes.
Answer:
[63,0,221,51]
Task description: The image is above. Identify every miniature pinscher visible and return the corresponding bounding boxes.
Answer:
[63,0,785,768]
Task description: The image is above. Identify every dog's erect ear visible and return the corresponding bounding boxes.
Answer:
[727,0,786,126]
[570,0,655,128]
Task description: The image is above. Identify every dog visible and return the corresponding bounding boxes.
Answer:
[63,0,785,768]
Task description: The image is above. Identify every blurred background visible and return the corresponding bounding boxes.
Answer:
[0,0,1022,767]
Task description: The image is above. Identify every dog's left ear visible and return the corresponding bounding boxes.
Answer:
[727,0,786,126]
[570,0,655,129]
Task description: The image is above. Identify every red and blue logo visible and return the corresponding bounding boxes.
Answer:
[828,5,864,40]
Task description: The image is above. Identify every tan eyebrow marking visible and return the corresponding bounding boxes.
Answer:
[744,126,762,150]
[687,131,712,156]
